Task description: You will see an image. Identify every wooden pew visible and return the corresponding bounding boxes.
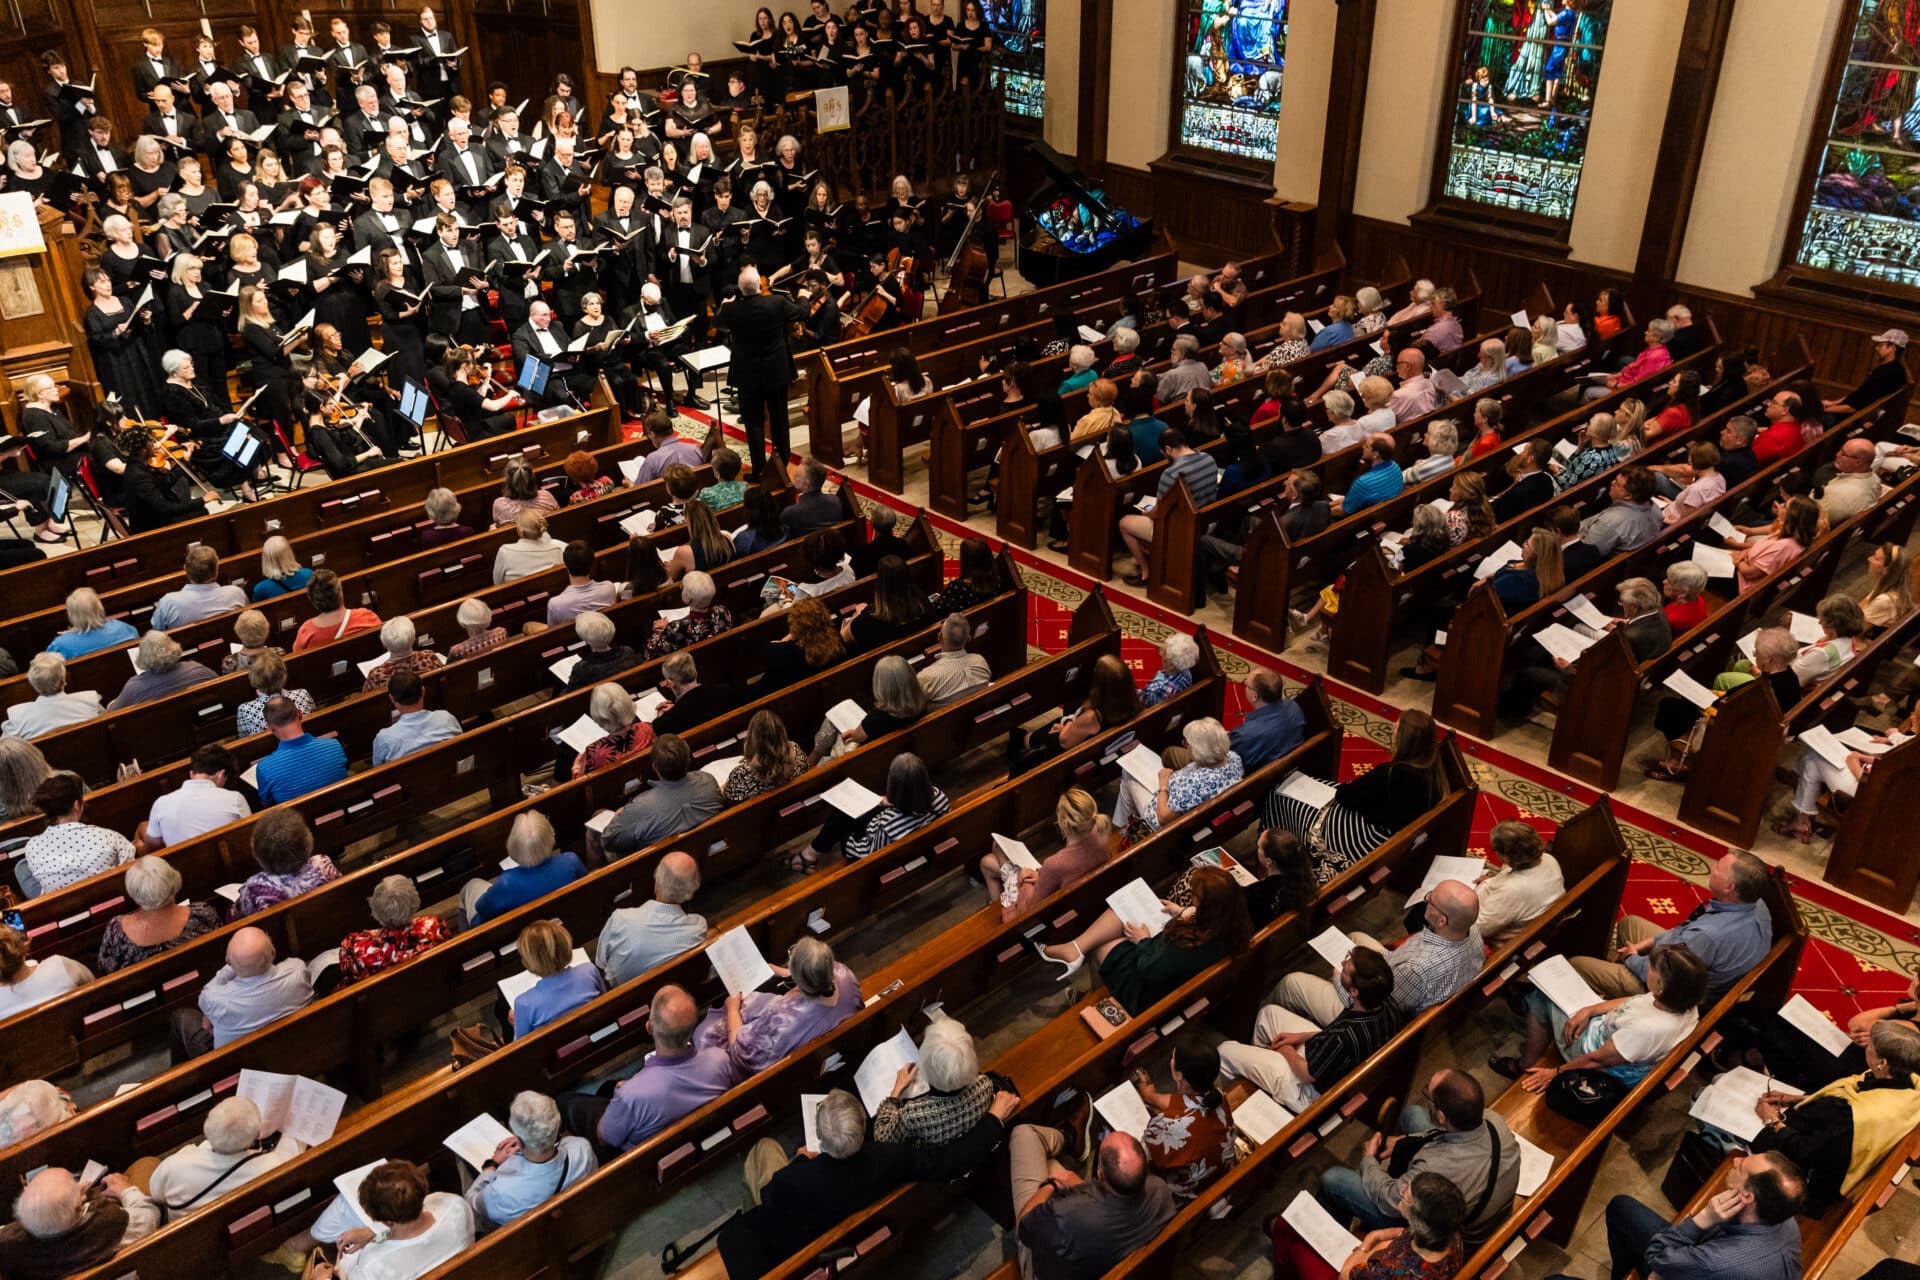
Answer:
[1824,730,1920,912]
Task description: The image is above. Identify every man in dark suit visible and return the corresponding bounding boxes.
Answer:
[435,117,497,220]
[485,200,547,334]
[630,283,705,412]
[1493,440,1558,523]
[541,208,600,326]
[0,81,25,132]
[341,85,392,162]
[651,653,740,736]
[510,301,593,406]
[141,84,203,155]
[657,196,712,339]
[274,80,326,173]
[42,53,96,155]
[201,81,261,150]
[411,7,463,101]
[130,29,184,102]
[277,17,332,108]
[232,26,285,114]
[422,213,492,344]
[68,117,127,187]
[353,177,411,260]
[718,266,802,466]
[324,17,373,101]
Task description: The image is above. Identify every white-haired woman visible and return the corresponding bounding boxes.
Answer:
[449,599,509,660]
[250,536,313,601]
[1114,718,1243,833]
[361,615,446,692]
[339,874,450,981]
[1212,332,1253,385]
[421,487,475,549]
[1403,420,1461,485]
[0,738,50,826]
[464,1091,598,1232]
[1142,633,1201,706]
[0,1080,74,1147]
[97,856,223,973]
[1353,286,1388,336]
[461,811,587,928]
[110,630,219,710]
[1057,344,1098,397]
[570,683,656,778]
[220,609,282,674]
[493,509,565,584]
[646,570,734,659]
[693,935,861,1073]
[873,1016,997,1147]
[0,653,104,740]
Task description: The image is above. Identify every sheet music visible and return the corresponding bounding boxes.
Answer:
[825,699,867,734]
[443,1112,514,1171]
[1528,954,1604,1017]
[1778,993,1853,1056]
[333,1159,386,1228]
[1533,623,1600,665]
[1307,925,1351,971]
[618,510,656,538]
[1798,725,1851,770]
[617,458,643,484]
[1736,630,1760,662]
[820,776,886,817]
[1787,612,1826,645]
[854,1027,924,1115]
[800,1093,827,1153]
[1707,512,1737,538]
[279,1077,346,1146]
[699,755,743,788]
[1515,1133,1554,1197]
[356,655,384,678]
[656,606,691,623]
[1231,1090,1293,1146]
[1093,1082,1153,1139]
[634,689,669,722]
[1661,669,1716,709]
[548,654,581,683]
[991,834,1041,870]
[1690,543,1736,578]
[1407,855,1488,906]
[554,713,605,755]
[1116,743,1164,792]
[1688,1066,1801,1142]
[1510,310,1530,328]
[497,948,589,1006]
[1475,540,1522,580]
[1105,878,1170,935]
[1561,594,1613,631]
[1282,1190,1361,1268]
[705,926,775,997]
[1837,727,1905,754]
[1276,771,1338,810]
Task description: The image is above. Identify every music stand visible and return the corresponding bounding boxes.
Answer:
[397,379,432,454]
[682,344,732,434]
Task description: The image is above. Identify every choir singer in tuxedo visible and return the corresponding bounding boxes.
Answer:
[717,267,802,467]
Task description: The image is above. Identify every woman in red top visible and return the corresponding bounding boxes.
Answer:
[339,875,450,981]
[1135,1040,1237,1204]
[571,683,658,778]
[1645,369,1700,444]
[1271,1171,1466,1280]
[1591,287,1625,340]
[291,570,382,652]
[1662,561,1712,633]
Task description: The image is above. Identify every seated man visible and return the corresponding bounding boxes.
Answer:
[1011,1126,1175,1280]
[172,926,315,1059]
[546,539,621,627]
[1218,946,1404,1111]
[371,668,463,765]
[1226,668,1304,772]
[0,1167,159,1276]
[721,1088,1020,1280]
[650,652,741,736]
[916,613,992,708]
[463,1091,597,1232]
[781,457,841,539]
[595,851,709,985]
[149,1097,303,1217]
[1596,1152,1805,1280]
[150,545,249,629]
[1,652,104,740]
[850,503,911,578]
[634,409,703,483]
[1570,850,1771,1005]
[604,735,724,855]
[139,744,253,852]
[1318,1069,1519,1245]
[1271,880,1483,1026]
[562,984,736,1154]
[251,696,350,805]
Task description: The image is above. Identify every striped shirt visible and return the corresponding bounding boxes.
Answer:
[253,733,350,804]
[845,787,952,859]
[1642,1217,1802,1280]
[1158,449,1218,507]
[1304,999,1407,1089]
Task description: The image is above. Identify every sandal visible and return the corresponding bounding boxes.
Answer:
[1642,761,1688,782]
[1769,813,1813,845]
[787,849,819,874]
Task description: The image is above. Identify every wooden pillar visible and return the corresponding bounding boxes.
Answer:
[0,204,91,393]
[1311,0,1377,264]
[1630,0,1737,297]
[1074,0,1113,179]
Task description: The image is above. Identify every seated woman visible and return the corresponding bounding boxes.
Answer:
[494,511,567,585]
[1141,634,1201,706]
[1488,526,1564,611]
[420,487,476,549]
[462,812,589,927]
[697,449,749,510]
[97,856,224,974]
[509,919,606,1040]
[252,536,314,601]
[1661,560,1712,633]
[1441,471,1495,547]
[646,571,734,660]
[222,610,283,674]
[1132,1039,1236,1203]
[1646,627,1801,782]
[1266,710,1445,885]
[808,654,925,763]
[1268,312,1311,366]
[693,935,862,1074]
[1728,495,1819,595]
[662,500,736,582]
[1494,943,1707,1091]
[839,555,929,651]
[236,651,316,736]
[794,752,949,871]
[449,599,511,660]
[292,570,383,652]
[1035,866,1251,1017]
[493,459,560,529]
[0,738,49,827]
[1212,333,1254,385]
[980,787,1115,916]
[1070,378,1123,445]
[463,1091,598,1232]
[232,808,340,919]
[562,612,640,693]
[1774,691,1916,844]
[756,596,845,691]
[339,874,450,982]
[730,486,789,556]
[1644,369,1702,444]
[1113,717,1243,834]
[570,683,656,779]
[1858,542,1915,631]
[1392,504,1455,578]
[1402,420,1460,485]
[109,631,219,711]
[563,450,615,506]
[929,537,999,614]
[724,711,810,803]
[47,587,140,660]
[1466,820,1565,948]
[0,924,92,1017]
[20,772,136,896]
[873,1016,997,1147]
[305,1159,474,1280]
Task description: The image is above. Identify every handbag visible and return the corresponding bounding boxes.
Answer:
[451,1022,504,1068]
[1543,1067,1629,1125]
[299,1245,333,1280]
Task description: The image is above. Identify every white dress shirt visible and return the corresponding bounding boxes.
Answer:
[1,690,104,739]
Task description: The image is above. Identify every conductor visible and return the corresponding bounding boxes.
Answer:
[718,266,803,468]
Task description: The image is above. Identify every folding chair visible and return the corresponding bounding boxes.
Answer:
[271,422,329,489]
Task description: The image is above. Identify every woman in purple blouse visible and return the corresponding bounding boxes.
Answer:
[694,936,862,1074]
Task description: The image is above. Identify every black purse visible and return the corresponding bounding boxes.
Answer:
[1543,1068,1629,1125]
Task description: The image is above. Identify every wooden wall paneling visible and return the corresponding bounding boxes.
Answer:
[1074,0,1111,178]
[79,0,258,146]
[468,0,581,118]
[1630,0,1735,306]
[1143,154,1279,264]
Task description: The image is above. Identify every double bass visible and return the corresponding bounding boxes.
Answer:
[939,170,999,315]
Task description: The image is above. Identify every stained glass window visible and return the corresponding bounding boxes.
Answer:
[1176,0,1288,163]
[984,0,1045,118]
[1440,0,1613,223]
[1795,1,1920,285]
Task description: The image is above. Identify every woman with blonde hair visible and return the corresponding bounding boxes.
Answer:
[252,535,313,600]
[724,710,809,801]
[47,587,139,660]
[809,654,926,763]
[0,924,93,1017]
[508,919,606,1039]
[222,609,282,674]
[1859,543,1916,630]
[982,787,1115,916]
[1070,378,1123,444]
[1310,294,1358,353]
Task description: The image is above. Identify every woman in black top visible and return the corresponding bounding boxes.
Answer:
[82,267,166,418]
[1265,709,1446,885]
[371,248,428,386]
[166,254,233,411]
[952,0,995,88]
[98,213,152,299]
[126,137,176,214]
[841,554,929,650]
[756,596,845,691]
[305,220,371,354]
[237,283,301,434]
[158,353,265,499]
[439,349,520,440]
[148,193,194,260]
[119,424,208,533]
[216,137,256,203]
[18,374,88,481]
[928,536,998,613]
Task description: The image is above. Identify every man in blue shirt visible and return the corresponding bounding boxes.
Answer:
[1593,1151,1805,1280]
[1334,435,1405,515]
[1227,669,1304,771]
[1571,849,1773,1003]
[252,697,350,805]
[371,669,462,765]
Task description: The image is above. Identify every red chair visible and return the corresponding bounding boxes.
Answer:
[271,422,329,488]
[75,457,129,542]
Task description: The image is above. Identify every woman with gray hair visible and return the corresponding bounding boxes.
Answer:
[339,874,451,981]
[109,630,219,710]
[874,1016,996,1146]
[1403,420,1461,484]
[1647,627,1801,782]
[361,615,447,692]
[0,1080,74,1147]
[1353,286,1388,336]
[47,587,139,661]
[0,653,103,740]
[570,683,655,778]
[493,509,566,584]
[1212,332,1253,384]
[562,611,639,691]
[1113,717,1242,832]
[97,856,224,973]
[693,935,862,1073]
[491,458,559,528]
[0,738,50,827]
[646,569,734,659]
[464,1090,598,1232]
[1058,344,1099,396]
[449,599,509,660]
[462,811,588,927]
[220,609,284,676]
[420,487,475,549]
[235,650,316,736]
[148,1095,301,1216]
[1142,633,1201,706]
[1457,338,1508,398]
[1661,561,1711,632]
[809,654,927,762]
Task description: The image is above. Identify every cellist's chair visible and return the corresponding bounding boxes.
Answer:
[986,197,1015,298]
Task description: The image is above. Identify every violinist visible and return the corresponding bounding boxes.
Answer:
[485,199,548,334]
[440,345,520,438]
[371,246,428,384]
[159,350,269,501]
[768,228,839,291]
[120,421,209,534]
[302,398,386,479]
[794,269,842,352]
[632,281,705,413]
[306,321,407,460]
[573,291,645,419]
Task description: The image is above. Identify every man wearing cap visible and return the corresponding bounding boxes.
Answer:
[1824,330,1910,417]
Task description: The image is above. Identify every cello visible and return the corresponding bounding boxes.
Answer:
[939,170,999,315]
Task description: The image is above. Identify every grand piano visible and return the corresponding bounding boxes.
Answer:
[1016,140,1155,286]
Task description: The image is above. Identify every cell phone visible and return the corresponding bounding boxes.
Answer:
[1093,997,1126,1028]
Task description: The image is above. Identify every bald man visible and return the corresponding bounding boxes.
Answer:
[1819,438,1884,523]
[1012,1128,1174,1279]
[0,1166,158,1276]
[564,984,735,1154]
[594,851,708,984]
[171,926,315,1061]
[1272,879,1484,1028]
